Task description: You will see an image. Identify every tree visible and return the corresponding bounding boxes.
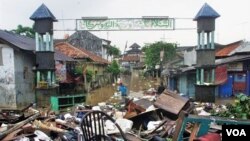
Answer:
[107,45,121,60]
[105,60,120,82]
[142,41,177,69]
[11,24,35,38]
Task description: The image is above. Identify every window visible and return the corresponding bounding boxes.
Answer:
[0,47,3,66]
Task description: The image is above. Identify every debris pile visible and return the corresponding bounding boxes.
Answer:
[1,90,250,141]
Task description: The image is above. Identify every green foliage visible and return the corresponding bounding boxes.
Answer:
[211,93,250,119]
[107,45,121,57]
[86,69,94,82]
[11,24,35,38]
[75,65,83,75]
[142,41,177,68]
[166,138,172,141]
[106,60,120,76]
[74,65,93,82]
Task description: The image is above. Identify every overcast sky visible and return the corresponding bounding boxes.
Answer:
[1,0,250,51]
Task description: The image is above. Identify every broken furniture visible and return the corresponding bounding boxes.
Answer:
[154,89,194,119]
[51,94,86,113]
[173,111,250,141]
[0,103,35,124]
[154,89,188,115]
[80,110,127,141]
[0,110,40,140]
[125,98,153,118]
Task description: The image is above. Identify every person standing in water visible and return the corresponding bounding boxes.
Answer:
[118,82,127,103]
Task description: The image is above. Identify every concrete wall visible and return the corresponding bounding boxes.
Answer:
[14,50,36,107]
[184,49,196,66]
[0,44,16,108]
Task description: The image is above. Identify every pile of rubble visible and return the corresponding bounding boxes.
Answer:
[2,89,247,141]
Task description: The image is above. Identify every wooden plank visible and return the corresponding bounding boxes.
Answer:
[154,92,188,115]
[172,111,188,141]
[189,123,200,141]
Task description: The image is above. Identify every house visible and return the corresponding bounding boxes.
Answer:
[55,42,110,90]
[66,31,111,61]
[121,43,144,69]
[163,43,224,98]
[0,30,36,108]
[0,29,75,108]
[216,40,250,97]
[164,40,250,98]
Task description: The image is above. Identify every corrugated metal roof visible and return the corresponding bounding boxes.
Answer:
[30,4,57,21]
[194,3,220,20]
[216,54,250,65]
[216,40,242,57]
[0,30,35,51]
[233,42,250,54]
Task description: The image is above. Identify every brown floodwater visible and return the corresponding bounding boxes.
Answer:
[86,70,158,105]
[86,70,235,106]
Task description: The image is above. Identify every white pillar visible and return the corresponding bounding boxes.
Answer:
[211,31,215,49]
[52,71,55,84]
[201,31,205,49]
[197,33,200,49]
[207,32,210,49]
[46,32,50,51]
[37,71,40,84]
[201,68,204,84]
[47,71,51,86]
[35,33,39,51]
[51,35,54,51]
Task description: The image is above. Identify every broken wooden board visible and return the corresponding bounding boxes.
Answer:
[127,99,153,113]
[154,90,189,115]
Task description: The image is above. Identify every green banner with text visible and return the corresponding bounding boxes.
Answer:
[76,18,175,31]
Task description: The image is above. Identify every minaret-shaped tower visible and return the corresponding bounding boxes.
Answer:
[30,4,57,88]
[194,3,220,102]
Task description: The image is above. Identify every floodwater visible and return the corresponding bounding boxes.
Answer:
[86,70,234,105]
[86,70,158,105]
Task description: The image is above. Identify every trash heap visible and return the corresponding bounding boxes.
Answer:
[1,90,250,141]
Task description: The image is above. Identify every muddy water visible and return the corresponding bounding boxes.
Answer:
[86,70,158,105]
[85,70,234,106]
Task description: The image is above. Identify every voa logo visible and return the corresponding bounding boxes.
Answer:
[226,129,246,136]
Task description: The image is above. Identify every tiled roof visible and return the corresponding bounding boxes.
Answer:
[194,3,220,20]
[216,40,242,57]
[30,4,57,21]
[122,55,140,62]
[54,50,74,61]
[55,42,89,59]
[55,42,109,64]
[0,30,35,51]
[77,47,110,64]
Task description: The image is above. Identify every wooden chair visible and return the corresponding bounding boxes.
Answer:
[80,110,127,141]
